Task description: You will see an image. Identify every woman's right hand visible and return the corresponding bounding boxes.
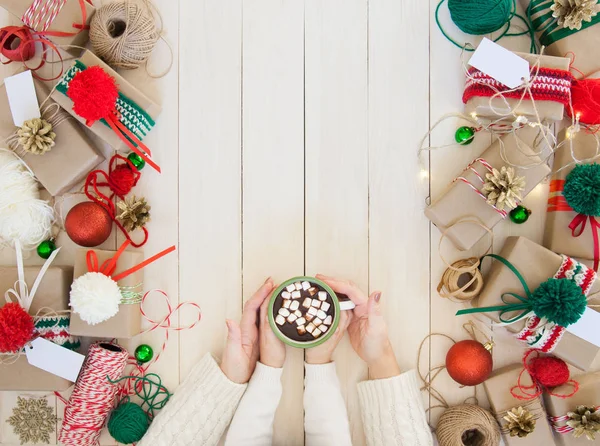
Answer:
[316,274,401,380]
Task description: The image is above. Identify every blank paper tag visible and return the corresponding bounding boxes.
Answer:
[25,338,85,382]
[469,38,530,89]
[566,308,600,347]
[5,71,41,127]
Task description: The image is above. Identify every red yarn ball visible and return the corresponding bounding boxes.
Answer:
[446,340,493,386]
[109,164,137,196]
[67,66,119,125]
[0,303,35,353]
[529,356,570,388]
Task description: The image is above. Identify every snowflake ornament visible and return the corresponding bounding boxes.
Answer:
[7,397,57,444]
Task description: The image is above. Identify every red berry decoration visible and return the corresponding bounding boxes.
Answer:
[0,303,35,353]
[528,356,570,388]
[67,66,119,125]
[446,340,493,386]
[65,202,113,247]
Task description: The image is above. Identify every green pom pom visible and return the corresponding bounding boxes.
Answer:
[530,278,587,327]
[563,164,600,216]
[108,402,150,444]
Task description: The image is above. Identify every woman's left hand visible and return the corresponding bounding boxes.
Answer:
[259,280,287,368]
[305,310,353,365]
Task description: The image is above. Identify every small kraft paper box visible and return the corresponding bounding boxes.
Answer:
[1,0,95,52]
[521,0,600,76]
[425,135,551,251]
[472,236,600,371]
[70,247,144,339]
[464,52,571,121]
[484,364,555,446]
[51,50,161,152]
[0,265,77,391]
[544,372,600,445]
[545,129,600,269]
[0,76,103,196]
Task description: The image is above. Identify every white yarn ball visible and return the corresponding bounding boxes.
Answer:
[70,272,122,325]
[0,150,54,250]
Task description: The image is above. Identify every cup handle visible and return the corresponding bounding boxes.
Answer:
[339,300,356,311]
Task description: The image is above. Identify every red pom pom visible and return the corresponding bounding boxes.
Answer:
[109,164,137,196]
[0,303,34,353]
[67,66,119,125]
[568,78,600,126]
[529,356,570,388]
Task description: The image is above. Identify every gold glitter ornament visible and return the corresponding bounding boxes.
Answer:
[8,397,57,444]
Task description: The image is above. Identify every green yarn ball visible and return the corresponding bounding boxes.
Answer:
[530,278,587,327]
[448,0,514,35]
[108,402,150,444]
[563,163,600,216]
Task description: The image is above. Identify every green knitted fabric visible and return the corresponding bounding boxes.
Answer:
[528,0,600,46]
[34,315,81,351]
[563,163,600,216]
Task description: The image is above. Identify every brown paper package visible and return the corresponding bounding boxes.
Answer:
[484,364,555,446]
[0,266,75,391]
[544,372,600,445]
[425,136,551,251]
[464,52,570,121]
[51,50,161,151]
[474,236,600,371]
[69,247,143,338]
[0,0,94,52]
[0,77,103,196]
[544,129,599,262]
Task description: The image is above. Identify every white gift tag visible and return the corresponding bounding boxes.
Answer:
[566,307,600,347]
[5,70,41,127]
[469,38,530,89]
[25,338,85,382]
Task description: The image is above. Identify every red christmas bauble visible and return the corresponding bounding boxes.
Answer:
[0,303,35,353]
[65,202,112,247]
[446,340,493,386]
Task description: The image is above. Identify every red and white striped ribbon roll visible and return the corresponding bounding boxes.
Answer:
[21,0,68,32]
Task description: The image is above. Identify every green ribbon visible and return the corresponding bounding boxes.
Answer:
[119,283,143,305]
[456,254,535,324]
[528,0,600,46]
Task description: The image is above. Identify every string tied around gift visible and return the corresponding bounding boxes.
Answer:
[495,400,542,438]
[549,405,600,437]
[457,254,596,353]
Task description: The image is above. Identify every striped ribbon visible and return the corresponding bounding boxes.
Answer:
[528,0,600,46]
[549,406,600,434]
[22,0,67,32]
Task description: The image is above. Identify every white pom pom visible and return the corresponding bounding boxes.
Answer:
[0,150,54,250]
[70,272,122,325]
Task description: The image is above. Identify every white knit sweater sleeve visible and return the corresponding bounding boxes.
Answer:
[138,354,247,446]
[357,369,433,446]
[304,362,352,446]
[224,362,283,445]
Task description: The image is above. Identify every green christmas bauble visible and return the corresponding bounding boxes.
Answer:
[37,239,57,259]
[455,126,476,145]
[134,344,153,363]
[509,205,531,224]
[127,152,146,171]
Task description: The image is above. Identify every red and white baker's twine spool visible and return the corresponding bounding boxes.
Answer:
[550,406,600,434]
[454,158,509,218]
[22,0,68,32]
[58,342,128,446]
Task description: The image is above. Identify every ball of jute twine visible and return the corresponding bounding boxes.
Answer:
[436,404,501,446]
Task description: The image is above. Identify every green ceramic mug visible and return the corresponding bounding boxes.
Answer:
[268,276,355,348]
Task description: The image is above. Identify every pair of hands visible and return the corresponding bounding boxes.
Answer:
[220,275,401,385]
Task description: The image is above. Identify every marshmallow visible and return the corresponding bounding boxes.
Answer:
[321,302,331,312]
[313,328,322,338]
[306,323,316,334]
[275,315,286,326]
[302,281,311,290]
[311,299,321,308]
[282,291,291,299]
[308,287,318,296]
[320,324,329,333]
[279,308,291,317]
[282,300,291,309]
[318,291,328,301]
[286,284,296,293]
[308,307,318,316]
[324,315,333,325]
[294,282,303,290]
[294,310,303,318]
[306,313,315,321]
[317,310,327,320]
[297,325,307,335]
[296,317,306,326]
[290,300,300,311]
[292,291,302,299]
[287,313,298,323]
[302,298,312,309]
[314,318,323,327]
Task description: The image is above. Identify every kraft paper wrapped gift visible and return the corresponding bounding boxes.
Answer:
[0,265,77,391]
[473,236,600,371]
[0,77,103,196]
[544,372,600,445]
[464,52,571,121]
[1,0,94,52]
[51,50,161,152]
[484,364,555,446]
[69,247,144,338]
[521,0,600,76]
[544,129,600,267]
[425,135,551,251]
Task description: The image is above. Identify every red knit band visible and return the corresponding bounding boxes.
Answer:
[463,67,573,106]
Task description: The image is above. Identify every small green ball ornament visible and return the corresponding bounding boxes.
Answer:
[531,278,587,327]
[509,205,531,224]
[37,239,57,259]
[127,152,146,171]
[563,163,600,216]
[455,126,476,145]
[134,344,153,363]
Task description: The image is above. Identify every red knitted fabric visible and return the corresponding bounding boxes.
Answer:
[529,356,570,388]
[67,66,118,126]
[0,303,35,353]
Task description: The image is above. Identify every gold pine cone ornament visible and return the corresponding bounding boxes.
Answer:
[567,406,600,440]
[17,118,56,155]
[482,166,526,211]
[503,406,537,438]
[551,0,600,30]
[116,196,151,232]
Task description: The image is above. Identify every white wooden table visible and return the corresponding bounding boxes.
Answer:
[0,1,577,445]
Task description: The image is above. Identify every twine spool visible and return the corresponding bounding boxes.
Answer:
[89,1,159,70]
[438,257,484,302]
[437,404,501,446]
[58,342,129,446]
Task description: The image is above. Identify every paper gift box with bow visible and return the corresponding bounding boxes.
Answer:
[463,52,571,122]
[484,363,555,445]
[466,236,600,371]
[425,135,550,251]
[0,244,80,391]
[0,75,103,196]
[545,372,600,445]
